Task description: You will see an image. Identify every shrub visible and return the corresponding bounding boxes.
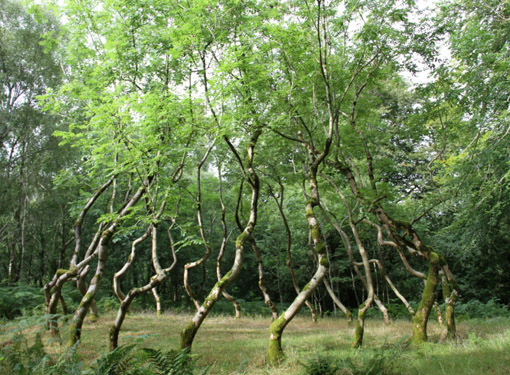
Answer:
[0,285,45,319]
[455,298,510,319]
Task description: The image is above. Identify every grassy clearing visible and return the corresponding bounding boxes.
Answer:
[11,312,510,374]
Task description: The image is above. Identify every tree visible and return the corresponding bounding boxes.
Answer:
[429,0,510,307]
[0,0,70,286]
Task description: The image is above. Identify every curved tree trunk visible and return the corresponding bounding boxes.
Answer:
[44,177,114,335]
[180,184,258,350]
[183,143,215,311]
[110,272,172,349]
[269,180,315,321]
[323,278,352,321]
[68,184,146,347]
[336,162,454,344]
[251,240,278,320]
[180,131,261,351]
[110,218,177,350]
[46,249,99,336]
[412,252,442,345]
[152,287,162,317]
[317,185,374,348]
[373,295,390,325]
[218,165,242,319]
[267,163,330,364]
[267,20,337,356]
[441,268,457,340]
[349,229,374,349]
[238,177,278,320]
[113,228,151,302]
[77,266,99,322]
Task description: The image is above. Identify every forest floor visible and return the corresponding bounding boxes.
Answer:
[45,312,510,374]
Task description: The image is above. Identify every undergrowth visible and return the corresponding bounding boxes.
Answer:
[0,329,209,375]
[301,344,402,375]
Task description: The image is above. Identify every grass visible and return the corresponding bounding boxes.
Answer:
[8,312,510,374]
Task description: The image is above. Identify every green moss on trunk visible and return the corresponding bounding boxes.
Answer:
[109,325,118,351]
[180,320,197,350]
[267,315,286,365]
[442,275,457,340]
[412,252,441,346]
[352,308,365,348]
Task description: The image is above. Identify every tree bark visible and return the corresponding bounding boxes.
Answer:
[218,165,242,319]
[412,252,441,345]
[110,217,176,350]
[441,268,457,340]
[68,184,146,347]
[180,131,261,351]
[269,181,313,321]
[183,143,215,310]
[152,287,162,317]
[44,177,114,335]
[268,169,330,364]
[180,184,258,350]
[323,278,352,321]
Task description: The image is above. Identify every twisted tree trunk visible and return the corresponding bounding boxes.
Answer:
[68,184,146,347]
[180,131,261,351]
[268,130,332,364]
[412,252,442,345]
[110,217,177,350]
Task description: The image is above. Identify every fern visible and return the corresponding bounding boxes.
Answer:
[83,343,138,375]
[33,344,82,375]
[143,348,209,375]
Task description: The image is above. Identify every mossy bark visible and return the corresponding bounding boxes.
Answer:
[47,268,80,336]
[267,265,328,363]
[267,127,332,365]
[180,272,235,350]
[181,131,261,351]
[352,308,366,348]
[267,314,287,365]
[412,252,441,345]
[434,300,445,325]
[68,185,146,347]
[442,273,457,340]
[110,296,133,350]
[47,282,64,336]
[77,266,99,321]
[68,228,114,346]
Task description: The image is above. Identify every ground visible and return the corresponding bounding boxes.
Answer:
[38,312,510,374]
